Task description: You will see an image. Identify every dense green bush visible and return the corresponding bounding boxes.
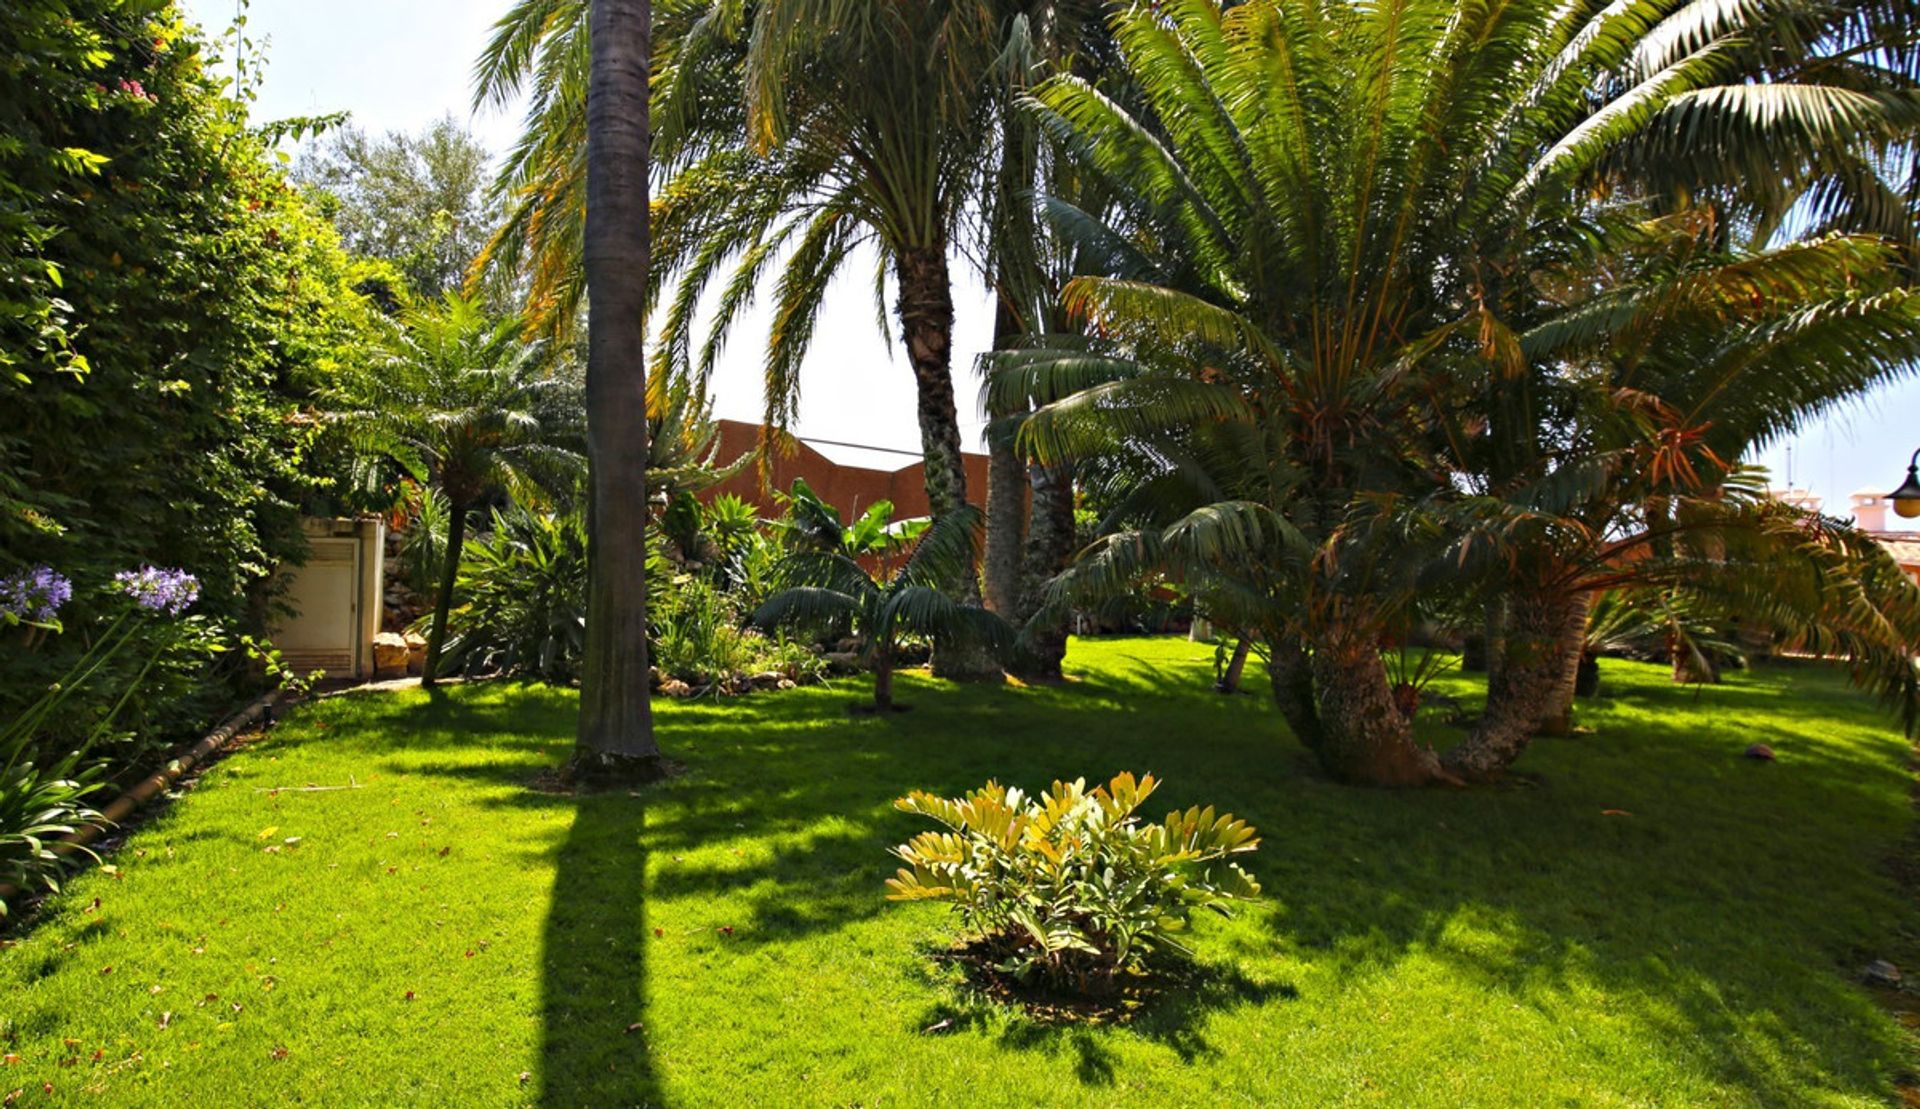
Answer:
[887,773,1261,995]
[430,500,820,690]
[437,507,589,683]
[2,2,379,737]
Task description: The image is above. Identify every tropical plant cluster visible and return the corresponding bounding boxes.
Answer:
[422,476,1008,699]
[996,0,1920,785]
[887,772,1261,993]
[477,0,1920,791]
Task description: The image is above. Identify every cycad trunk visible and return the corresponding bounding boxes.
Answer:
[895,241,1000,681]
[1535,591,1592,736]
[1308,625,1449,787]
[573,0,664,783]
[1442,590,1587,782]
[1009,460,1076,681]
[421,499,470,688]
[1265,634,1322,751]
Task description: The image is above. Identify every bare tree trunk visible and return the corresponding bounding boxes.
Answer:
[896,240,1000,682]
[1309,625,1449,787]
[573,0,663,783]
[1442,590,1586,782]
[873,653,895,711]
[1217,637,1252,693]
[421,499,469,688]
[1535,591,1591,736]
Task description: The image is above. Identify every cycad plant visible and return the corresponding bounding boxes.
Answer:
[752,507,1010,712]
[1437,230,1920,777]
[886,772,1261,995]
[329,295,584,685]
[435,506,590,683]
[998,0,1919,784]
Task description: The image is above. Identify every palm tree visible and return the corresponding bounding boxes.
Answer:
[1002,0,1919,785]
[572,0,663,781]
[331,294,584,686]
[752,508,1011,712]
[476,1,1103,680]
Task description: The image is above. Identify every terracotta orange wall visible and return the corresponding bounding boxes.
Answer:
[703,420,990,519]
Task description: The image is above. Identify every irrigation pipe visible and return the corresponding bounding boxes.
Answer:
[0,688,284,903]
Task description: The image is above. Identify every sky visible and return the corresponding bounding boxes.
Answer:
[181,0,1919,520]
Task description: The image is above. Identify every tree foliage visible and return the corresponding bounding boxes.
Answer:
[1,1,381,719]
[292,116,506,307]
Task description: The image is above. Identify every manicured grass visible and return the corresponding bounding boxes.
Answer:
[2,638,1917,1105]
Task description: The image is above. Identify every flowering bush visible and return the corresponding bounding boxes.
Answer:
[0,567,72,626]
[114,566,201,616]
[2,565,201,919]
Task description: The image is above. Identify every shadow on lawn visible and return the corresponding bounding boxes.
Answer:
[363,655,1911,1101]
[537,787,658,1106]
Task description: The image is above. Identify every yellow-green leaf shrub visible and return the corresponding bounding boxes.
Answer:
[886,772,1260,994]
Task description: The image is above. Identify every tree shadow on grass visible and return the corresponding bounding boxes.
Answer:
[537,786,659,1107]
[324,652,1915,1101]
[910,954,1298,1082]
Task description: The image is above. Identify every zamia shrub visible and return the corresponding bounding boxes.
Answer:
[886,773,1260,994]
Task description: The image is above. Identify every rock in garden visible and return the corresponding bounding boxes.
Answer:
[1865,960,1903,988]
[372,632,411,680]
[661,679,693,698]
[403,632,428,676]
[749,671,784,689]
[1744,744,1776,761]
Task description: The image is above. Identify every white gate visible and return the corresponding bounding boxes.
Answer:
[273,518,385,680]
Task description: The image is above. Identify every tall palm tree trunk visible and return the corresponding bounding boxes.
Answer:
[896,239,1000,681]
[421,499,470,688]
[1010,459,1076,681]
[1442,589,1588,781]
[984,434,1027,614]
[573,0,663,783]
[873,651,895,711]
[983,301,1028,618]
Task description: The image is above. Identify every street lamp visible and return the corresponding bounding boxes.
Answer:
[1893,447,1920,520]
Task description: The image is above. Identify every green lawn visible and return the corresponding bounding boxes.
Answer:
[2,638,1916,1106]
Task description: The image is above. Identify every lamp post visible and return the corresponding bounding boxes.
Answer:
[1893,447,1920,520]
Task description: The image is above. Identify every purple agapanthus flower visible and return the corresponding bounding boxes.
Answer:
[0,565,73,622]
[115,566,200,616]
